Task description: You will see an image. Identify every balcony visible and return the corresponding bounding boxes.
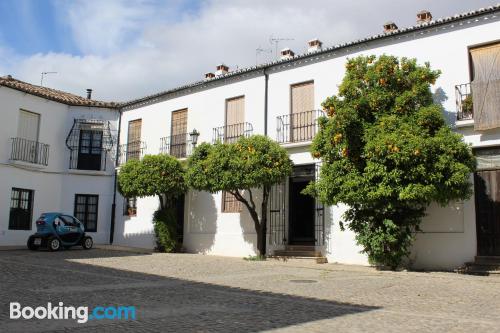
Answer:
[159,134,192,158]
[212,122,253,144]
[10,137,50,166]
[276,110,324,144]
[456,83,473,121]
[118,141,147,166]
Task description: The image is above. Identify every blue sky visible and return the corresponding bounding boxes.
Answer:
[0,1,77,54]
[0,0,497,101]
[0,0,203,55]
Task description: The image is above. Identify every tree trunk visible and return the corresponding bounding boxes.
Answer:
[231,188,268,257]
[158,195,165,210]
[258,185,270,256]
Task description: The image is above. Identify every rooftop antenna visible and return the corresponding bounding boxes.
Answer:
[256,47,272,65]
[40,71,57,86]
[269,35,294,59]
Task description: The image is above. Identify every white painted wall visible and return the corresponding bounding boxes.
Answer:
[112,12,500,268]
[0,87,118,246]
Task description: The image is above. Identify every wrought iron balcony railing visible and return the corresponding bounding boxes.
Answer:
[10,137,50,166]
[118,141,147,166]
[276,109,324,144]
[159,134,192,158]
[212,122,253,143]
[456,83,473,121]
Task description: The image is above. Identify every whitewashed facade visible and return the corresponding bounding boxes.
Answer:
[116,6,500,269]
[1,5,499,270]
[0,82,119,247]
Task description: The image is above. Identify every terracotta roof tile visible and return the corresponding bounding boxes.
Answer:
[0,75,120,109]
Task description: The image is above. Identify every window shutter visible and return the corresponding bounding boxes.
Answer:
[471,43,500,130]
[291,82,314,114]
[171,109,188,136]
[291,82,314,141]
[127,119,142,160]
[128,119,142,144]
[222,191,242,213]
[226,97,245,126]
[170,109,188,157]
[17,110,40,142]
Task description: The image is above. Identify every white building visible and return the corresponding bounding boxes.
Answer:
[1,5,499,270]
[0,77,120,247]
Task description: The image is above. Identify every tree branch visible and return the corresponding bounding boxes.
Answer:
[229,190,250,209]
[230,190,260,228]
[246,189,257,211]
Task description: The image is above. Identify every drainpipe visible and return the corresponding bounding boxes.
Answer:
[264,68,269,136]
[109,107,123,244]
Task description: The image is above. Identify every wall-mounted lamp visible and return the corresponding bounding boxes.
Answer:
[189,129,200,147]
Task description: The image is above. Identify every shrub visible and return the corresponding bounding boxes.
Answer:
[153,208,178,252]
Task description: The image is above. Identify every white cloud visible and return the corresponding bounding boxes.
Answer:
[54,0,158,55]
[1,0,498,102]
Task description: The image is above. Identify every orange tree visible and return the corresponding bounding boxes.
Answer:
[186,135,292,256]
[308,55,475,268]
[118,154,187,252]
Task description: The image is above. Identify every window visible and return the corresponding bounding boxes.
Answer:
[123,197,137,216]
[60,215,80,227]
[225,96,245,143]
[291,81,315,142]
[170,109,188,158]
[9,188,34,230]
[222,191,242,213]
[127,119,142,161]
[74,194,98,232]
[77,129,103,170]
[470,42,500,130]
[18,110,40,142]
[15,110,42,164]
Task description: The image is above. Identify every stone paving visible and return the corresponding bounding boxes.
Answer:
[0,249,499,332]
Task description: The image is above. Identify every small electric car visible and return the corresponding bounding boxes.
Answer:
[27,212,93,251]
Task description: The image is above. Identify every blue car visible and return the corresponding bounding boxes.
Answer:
[27,212,93,251]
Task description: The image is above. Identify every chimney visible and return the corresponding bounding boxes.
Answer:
[307,38,323,53]
[215,64,229,76]
[280,48,295,60]
[86,89,92,100]
[416,10,432,24]
[383,21,398,33]
[205,72,215,80]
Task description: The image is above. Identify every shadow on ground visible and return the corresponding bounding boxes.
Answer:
[0,249,380,332]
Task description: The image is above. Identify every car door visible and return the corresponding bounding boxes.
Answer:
[58,215,82,244]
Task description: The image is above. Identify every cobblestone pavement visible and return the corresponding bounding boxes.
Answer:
[1,249,500,332]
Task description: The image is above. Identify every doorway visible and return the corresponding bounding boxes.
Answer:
[77,130,103,170]
[288,165,315,245]
[474,170,500,256]
[175,195,185,245]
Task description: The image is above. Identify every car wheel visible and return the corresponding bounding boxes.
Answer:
[82,236,93,250]
[48,237,61,251]
[27,236,39,251]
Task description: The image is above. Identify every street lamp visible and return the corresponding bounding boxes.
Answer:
[189,129,200,148]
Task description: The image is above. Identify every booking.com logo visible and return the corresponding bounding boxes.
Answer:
[10,302,136,324]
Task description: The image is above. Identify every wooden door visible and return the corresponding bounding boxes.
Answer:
[474,170,500,256]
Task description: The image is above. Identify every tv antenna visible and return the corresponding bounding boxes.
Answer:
[269,35,294,59]
[40,71,57,86]
[255,47,272,65]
